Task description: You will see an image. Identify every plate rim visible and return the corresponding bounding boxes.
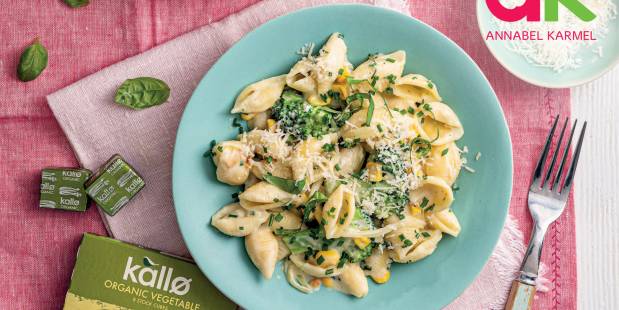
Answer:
[475,0,619,88]
[173,3,514,309]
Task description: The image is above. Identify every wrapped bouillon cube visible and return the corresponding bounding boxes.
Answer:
[40,168,92,211]
[85,154,145,216]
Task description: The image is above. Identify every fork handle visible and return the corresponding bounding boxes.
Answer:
[505,280,536,310]
[519,221,548,283]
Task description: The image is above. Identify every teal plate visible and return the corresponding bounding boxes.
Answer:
[173,4,513,310]
[477,0,619,88]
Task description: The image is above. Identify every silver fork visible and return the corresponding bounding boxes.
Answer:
[505,116,587,310]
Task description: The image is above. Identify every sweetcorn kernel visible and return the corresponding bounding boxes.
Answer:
[409,204,422,215]
[321,277,335,288]
[240,113,255,121]
[371,271,390,284]
[331,83,349,99]
[366,162,383,182]
[335,68,350,83]
[353,237,371,249]
[267,119,276,132]
[314,249,340,268]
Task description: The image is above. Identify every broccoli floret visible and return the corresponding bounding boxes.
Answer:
[271,89,338,140]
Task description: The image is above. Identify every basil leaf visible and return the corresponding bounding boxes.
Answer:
[17,38,48,82]
[115,77,170,110]
[63,0,89,8]
[302,191,328,223]
[264,173,305,194]
[365,95,375,126]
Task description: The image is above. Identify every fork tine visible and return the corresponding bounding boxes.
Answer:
[532,115,559,188]
[542,117,569,189]
[561,121,586,194]
[554,119,577,191]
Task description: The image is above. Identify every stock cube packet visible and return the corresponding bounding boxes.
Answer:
[63,233,235,310]
[39,168,91,211]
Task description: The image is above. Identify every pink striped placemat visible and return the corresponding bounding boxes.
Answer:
[0,0,575,309]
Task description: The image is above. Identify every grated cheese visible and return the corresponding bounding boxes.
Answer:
[493,0,617,72]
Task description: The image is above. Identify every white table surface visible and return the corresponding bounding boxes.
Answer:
[572,65,619,309]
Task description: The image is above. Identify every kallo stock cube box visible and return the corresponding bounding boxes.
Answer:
[63,233,235,310]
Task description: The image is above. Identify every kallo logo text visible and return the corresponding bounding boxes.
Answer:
[122,256,192,296]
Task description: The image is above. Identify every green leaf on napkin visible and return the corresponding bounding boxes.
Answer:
[63,0,90,8]
[17,38,48,82]
[114,77,171,110]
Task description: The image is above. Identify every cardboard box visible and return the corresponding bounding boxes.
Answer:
[64,233,236,310]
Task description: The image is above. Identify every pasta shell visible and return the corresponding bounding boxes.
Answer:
[424,142,462,185]
[336,145,365,175]
[337,263,368,298]
[287,33,351,96]
[322,185,355,239]
[427,209,461,237]
[384,93,414,111]
[290,253,343,278]
[387,228,442,263]
[212,141,252,186]
[314,32,350,95]
[418,101,464,145]
[286,60,316,94]
[245,226,278,279]
[290,133,338,181]
[268,210,302,231]
[351,51,406,92]
[392,74,441,103]
[283,259,320,294]
[211,203,269,237]
[239,182,293,210]
[341,104,392,143]
[231,75,287,113]
[364,248,390,284]
[276,236,291,261]
[408,176,454,213]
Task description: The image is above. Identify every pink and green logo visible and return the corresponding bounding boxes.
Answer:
[486,0,597,22]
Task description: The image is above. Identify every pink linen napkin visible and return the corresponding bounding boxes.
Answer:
[44,0,576,309]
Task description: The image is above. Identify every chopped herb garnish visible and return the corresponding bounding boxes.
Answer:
[407,107,415,114]
[377,124,383,133]
[228,214,238,218]
[316,255,325,265]
[421,232,431,238]
[346,77,365,84]
[427,82,434,89]
[239,226,244,231]
[385,58,396,63]
[325,269,334,275]
[263,173,306,194]
[365,95,375,126]
[274,213,284,222]
[419,197,429,209]
[335,164,341,171]
[441,148,449,156]
[266,156,273,164]
[322,143,336,152]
